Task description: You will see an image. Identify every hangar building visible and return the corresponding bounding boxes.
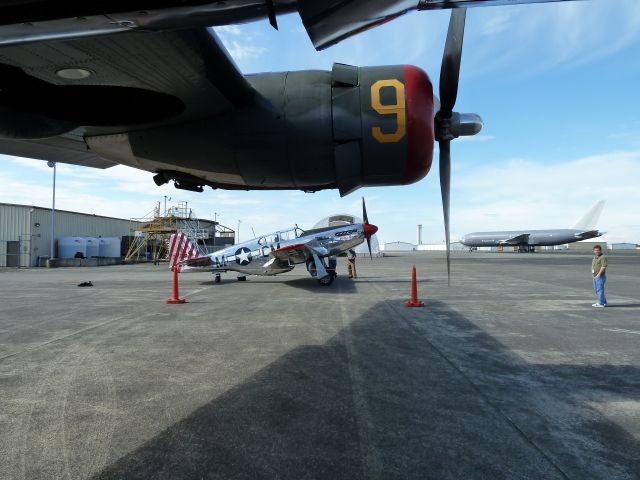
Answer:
[567,241,608,252]
[0,202,235,267]
[380,241,416,252]
[0,202,135,267]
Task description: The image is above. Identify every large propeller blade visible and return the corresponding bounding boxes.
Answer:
[434,7,482,286]
[362,196,369,224]
[439,8,466,117]
[439,140,451,286]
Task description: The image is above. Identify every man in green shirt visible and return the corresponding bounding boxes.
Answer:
[591,245,608,307]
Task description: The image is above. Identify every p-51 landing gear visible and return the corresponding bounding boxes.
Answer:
[306,256,337,286]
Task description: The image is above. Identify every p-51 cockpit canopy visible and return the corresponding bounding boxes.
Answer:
[255,227,305,246]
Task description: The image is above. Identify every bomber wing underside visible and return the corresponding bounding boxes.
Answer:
[0,134,117,168]
[0,27,253,168]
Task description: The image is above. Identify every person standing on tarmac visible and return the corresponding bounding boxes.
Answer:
[591,245,608,307]
[347,249,357,279]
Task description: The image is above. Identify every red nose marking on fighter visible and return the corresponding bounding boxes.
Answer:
[363,223,378,237]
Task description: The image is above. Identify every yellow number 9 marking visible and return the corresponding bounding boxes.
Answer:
[371,79,406,143]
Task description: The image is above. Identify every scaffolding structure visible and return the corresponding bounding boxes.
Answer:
[124,201,232,263]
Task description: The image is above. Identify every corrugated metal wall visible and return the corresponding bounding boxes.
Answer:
[0,204,31,267]
[1,203,134,266]
[0,204,30,239]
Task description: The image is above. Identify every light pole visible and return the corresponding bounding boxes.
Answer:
[163,196,171,216]
[237,219,242,244]
[47,161,56,259]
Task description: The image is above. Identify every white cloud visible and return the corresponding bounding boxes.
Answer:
[464,0,640,76]
[607,131,640,144]
[215,25,243,36]
[479,10,513,36]
[214,25,269,62]
[457,135,495,143]
[0,172,150,219]
[222,40,268,60]
[7,156,53,172]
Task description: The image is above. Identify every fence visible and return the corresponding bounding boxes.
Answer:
[0,236,32,268]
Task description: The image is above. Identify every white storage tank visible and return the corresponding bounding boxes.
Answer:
[58,237,87,259]
[85,237,100,257]
[98,237,121,257]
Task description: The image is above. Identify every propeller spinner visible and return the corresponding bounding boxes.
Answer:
[434,8,483,286]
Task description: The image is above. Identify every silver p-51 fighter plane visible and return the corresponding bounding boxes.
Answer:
[170,199,378,286]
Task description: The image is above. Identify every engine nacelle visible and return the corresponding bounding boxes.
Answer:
[329,63,434,195]
[88,63,435,195]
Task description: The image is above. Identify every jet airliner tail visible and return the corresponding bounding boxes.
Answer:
[572,200,605,230]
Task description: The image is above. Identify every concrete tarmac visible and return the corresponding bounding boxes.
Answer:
[1,251,639,479]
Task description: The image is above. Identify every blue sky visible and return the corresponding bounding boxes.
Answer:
[1,0,639,243]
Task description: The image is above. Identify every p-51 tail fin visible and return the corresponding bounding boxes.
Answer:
[573,200,605,230]
[168,232,203,271]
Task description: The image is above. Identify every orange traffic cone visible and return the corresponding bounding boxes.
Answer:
[165,266,186,304]
[405,265,425,307]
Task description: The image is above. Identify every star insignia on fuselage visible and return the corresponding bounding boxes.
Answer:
[235,247,252,266]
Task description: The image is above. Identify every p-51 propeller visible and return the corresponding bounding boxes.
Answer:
[362,197,377,260]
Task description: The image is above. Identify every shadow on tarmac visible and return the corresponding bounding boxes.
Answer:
[282,276,358,293]
[195,275,360,292]
[91,301,640,480]
[198,279,249,286]
[355,278,432,283]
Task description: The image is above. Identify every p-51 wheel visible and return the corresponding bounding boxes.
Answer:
[317,274,334,286]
